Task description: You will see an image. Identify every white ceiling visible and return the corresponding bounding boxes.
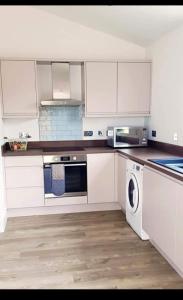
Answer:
[36,5,183,47]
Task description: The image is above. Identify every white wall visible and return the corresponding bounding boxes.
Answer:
[83,117,147,140]
[0,6,145,60]
[0,6,147,140]
[3,119,40,141]
[146,25,183,146]
[0,6,145,140]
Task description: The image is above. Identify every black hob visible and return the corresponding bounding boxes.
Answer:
[42,147,85,152]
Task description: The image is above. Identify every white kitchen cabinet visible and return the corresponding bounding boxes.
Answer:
[6,187,44,209]
[5,166,44,188]
[36,63,53,105]
[117,62,151,115]
[85,62,117,115]
[175,195,183,274]
[0,66,2,118]
[116,154,127,213]
[85,61,151,116]
[45,196,87,207]
[4,156,44,209]
[1,60,38,117]
[87,153,115,203]
[4,155,43,167]
[143,167,181,263]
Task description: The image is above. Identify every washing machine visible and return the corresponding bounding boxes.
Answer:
[126,159,149,240]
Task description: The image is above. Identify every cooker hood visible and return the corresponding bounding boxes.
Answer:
[40,62,83,106]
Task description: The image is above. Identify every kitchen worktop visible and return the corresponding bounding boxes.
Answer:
[2,146,115,156]
[118,147,183,182]
[2,140,115,156]
[2,140,183,181]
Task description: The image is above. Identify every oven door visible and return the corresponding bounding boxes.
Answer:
[64,163,87,196]
[44,162,87,198]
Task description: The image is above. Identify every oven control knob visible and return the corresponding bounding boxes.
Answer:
[54,157,59,162]
[73,156,77,161]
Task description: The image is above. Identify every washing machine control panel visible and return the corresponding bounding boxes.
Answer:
[132,164,142,171]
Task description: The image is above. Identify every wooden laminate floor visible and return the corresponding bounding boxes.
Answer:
[0,210,183,289]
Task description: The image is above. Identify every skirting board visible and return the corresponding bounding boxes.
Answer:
[0,210,7,232]
[150,239,183,279]
[7,202,121,218]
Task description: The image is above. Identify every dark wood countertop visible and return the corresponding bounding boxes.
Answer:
[2,146,115,156]
[2,141,183,182]
[118,147,183,182]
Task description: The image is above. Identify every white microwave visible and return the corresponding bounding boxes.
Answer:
[107,126,148,148]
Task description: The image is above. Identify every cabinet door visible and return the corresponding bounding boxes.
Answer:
[175,193,183,274]
[6,187,44,208]
[143,167,176,261]
[117,154,126,212]
[5,166,44,188]
[1,60,38,117]
[85,62,117,114]
[117,62,151,114]
[0,63,2,118]
[36,63,52,105]
[87,153,115,203]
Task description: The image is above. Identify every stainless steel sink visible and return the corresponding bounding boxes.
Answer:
[148,158,183,174]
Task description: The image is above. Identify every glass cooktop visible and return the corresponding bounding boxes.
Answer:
[42,147,85,152]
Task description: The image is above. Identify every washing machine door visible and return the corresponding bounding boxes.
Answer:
[126,173,139,214]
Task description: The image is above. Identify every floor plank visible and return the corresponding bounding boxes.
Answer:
[0,210,182,289]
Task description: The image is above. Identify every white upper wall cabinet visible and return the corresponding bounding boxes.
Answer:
[85,62,117,115]
[36,63,52,105]
[1,60,38,117]
[117,62,151,114]
[85,61,151,117]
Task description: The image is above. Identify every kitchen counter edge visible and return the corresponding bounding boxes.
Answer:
[2,146,183,182]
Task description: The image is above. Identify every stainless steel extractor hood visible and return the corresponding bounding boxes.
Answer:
[40,62,83,106]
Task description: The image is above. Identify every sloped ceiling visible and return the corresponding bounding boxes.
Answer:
[36,5,183,47]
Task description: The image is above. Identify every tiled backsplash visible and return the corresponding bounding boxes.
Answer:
[39,106,83,141]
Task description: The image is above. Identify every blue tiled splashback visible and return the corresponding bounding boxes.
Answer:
[39,106,83,141]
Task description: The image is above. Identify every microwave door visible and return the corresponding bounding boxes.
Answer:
[116,129,140,147]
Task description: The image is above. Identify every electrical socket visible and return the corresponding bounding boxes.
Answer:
[152,130,156,137]
[173,132,178,142]
[84,130,93,137]
[98,130,105,136]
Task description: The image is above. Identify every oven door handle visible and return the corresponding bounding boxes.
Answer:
[44,164,51,168]
[64,163,86,167]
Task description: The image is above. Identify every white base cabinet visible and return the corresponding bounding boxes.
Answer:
[4,156,44,209]
[143,166,183,275]
[6,187,44,209]
[175,196,183,274]
[116,154,127,213]
[87,153,115,204]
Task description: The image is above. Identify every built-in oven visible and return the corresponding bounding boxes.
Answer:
[43,154,87,198]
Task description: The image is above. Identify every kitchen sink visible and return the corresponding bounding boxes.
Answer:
[148,157,183,174]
